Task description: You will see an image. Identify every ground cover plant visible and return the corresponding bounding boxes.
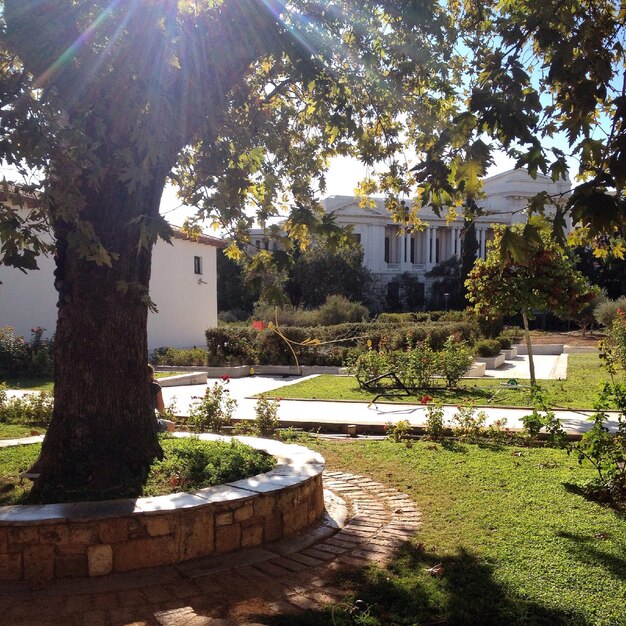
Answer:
[0,436,275,505]
[268,354,609,409]
[269,438,626,626]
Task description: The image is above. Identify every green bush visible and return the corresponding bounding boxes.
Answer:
[594,296,626,328]
[188,381,237,433]
[317,295,369,325]
[146,437,275,495]
[0,385,54,427]
[0,326,53,378]
[437,337,474,387]
[496,335,512,350]
[396,341,438,388]
[152,347,208,366]
[205,327,256,365]
[475,339,502,357]
[204,319,479,367]
[254,395,280,437]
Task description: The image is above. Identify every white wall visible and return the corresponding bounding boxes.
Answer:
[148,237,218,349]
[0,210,219,349]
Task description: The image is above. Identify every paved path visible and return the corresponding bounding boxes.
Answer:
[154,355,619,435]
[0,473,420,626]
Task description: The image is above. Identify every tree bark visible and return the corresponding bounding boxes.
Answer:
[29,170,169,500]
[521,309,536,388]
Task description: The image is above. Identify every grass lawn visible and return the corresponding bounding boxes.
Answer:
[270,353,609,409]
[0,423,44,440]
[271,438,626,626]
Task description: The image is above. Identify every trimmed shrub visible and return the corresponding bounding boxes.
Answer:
[475,339,502,357]
[496,335,512,350]
[205,327,256,365]
[152,347,208,367]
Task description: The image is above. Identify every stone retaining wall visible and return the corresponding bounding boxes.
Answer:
[0,435,325,582]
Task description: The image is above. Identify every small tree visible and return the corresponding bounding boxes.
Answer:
[466,224,599,386]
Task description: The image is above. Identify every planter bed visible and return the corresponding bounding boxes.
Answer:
[0,434,325,582]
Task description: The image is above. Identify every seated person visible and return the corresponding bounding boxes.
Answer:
[148,364,175,432]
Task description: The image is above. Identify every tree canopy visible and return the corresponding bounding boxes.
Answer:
[0,0,624,496]
[466,223,599,383]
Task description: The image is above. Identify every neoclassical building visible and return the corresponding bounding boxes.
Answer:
[322,169,570,299]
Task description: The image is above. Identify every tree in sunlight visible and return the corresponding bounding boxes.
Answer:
[466,223,599,386]
[0,0,462,497]
[0,0,623,498]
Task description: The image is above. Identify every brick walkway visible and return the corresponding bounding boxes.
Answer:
[0,473,421,626]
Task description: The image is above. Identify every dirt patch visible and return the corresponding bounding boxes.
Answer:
[512,331,602,347]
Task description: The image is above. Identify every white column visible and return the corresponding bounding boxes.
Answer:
[448,227,454,259]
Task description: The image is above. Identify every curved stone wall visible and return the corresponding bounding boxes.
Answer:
[0,434,325,582]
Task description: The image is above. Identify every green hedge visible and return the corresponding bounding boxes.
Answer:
[205,319,479,366]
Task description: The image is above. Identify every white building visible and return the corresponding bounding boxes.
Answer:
[0,194,224,349]
[252,169,570,301]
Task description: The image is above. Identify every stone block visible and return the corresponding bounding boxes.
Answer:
[55,553,88,578]
[88,544,113,577]
[278,489,296,510]
[113,536,178,572]
[39,524,69,545]
[177,510,214,560]
[69,525,97,544]
[264,512,283,543]
[146,516,171,537]
[98,519,128,544]
[9,526,38,545]
[241,524,263,548]
[0,553,22,581]
[215,524,241,553]
[254,495,276,517]
[23,544,55,580]
[215,511,233,526]
[283,503,309,536]
[128,517,147,539]
[233,502,254,522]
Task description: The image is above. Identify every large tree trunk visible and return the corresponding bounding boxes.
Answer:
[29,171,169,501]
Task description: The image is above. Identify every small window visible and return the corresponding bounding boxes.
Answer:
[384,236,390,263]
[355,233,362,244]
[193,256,202,275]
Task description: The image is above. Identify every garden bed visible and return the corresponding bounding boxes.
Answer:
[0,434,325,582]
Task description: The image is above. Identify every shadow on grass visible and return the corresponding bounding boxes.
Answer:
[556,530,626,582]
[562,482,626,518]
[265,542,589,626]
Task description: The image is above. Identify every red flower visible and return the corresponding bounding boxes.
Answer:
[420,395,433,404]
[220,374,230,382]
[275,397,283,402]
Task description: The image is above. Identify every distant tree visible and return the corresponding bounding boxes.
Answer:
[385,273,425,312]
[285,242,372,309]
[426,256,463,310]
[466,224,599,386]
[574,247,626,301]
[216,251,257,319]
[460,218,479,304]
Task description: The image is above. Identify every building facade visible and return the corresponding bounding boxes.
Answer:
[320,169,571,301]
[0,196,224,349]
